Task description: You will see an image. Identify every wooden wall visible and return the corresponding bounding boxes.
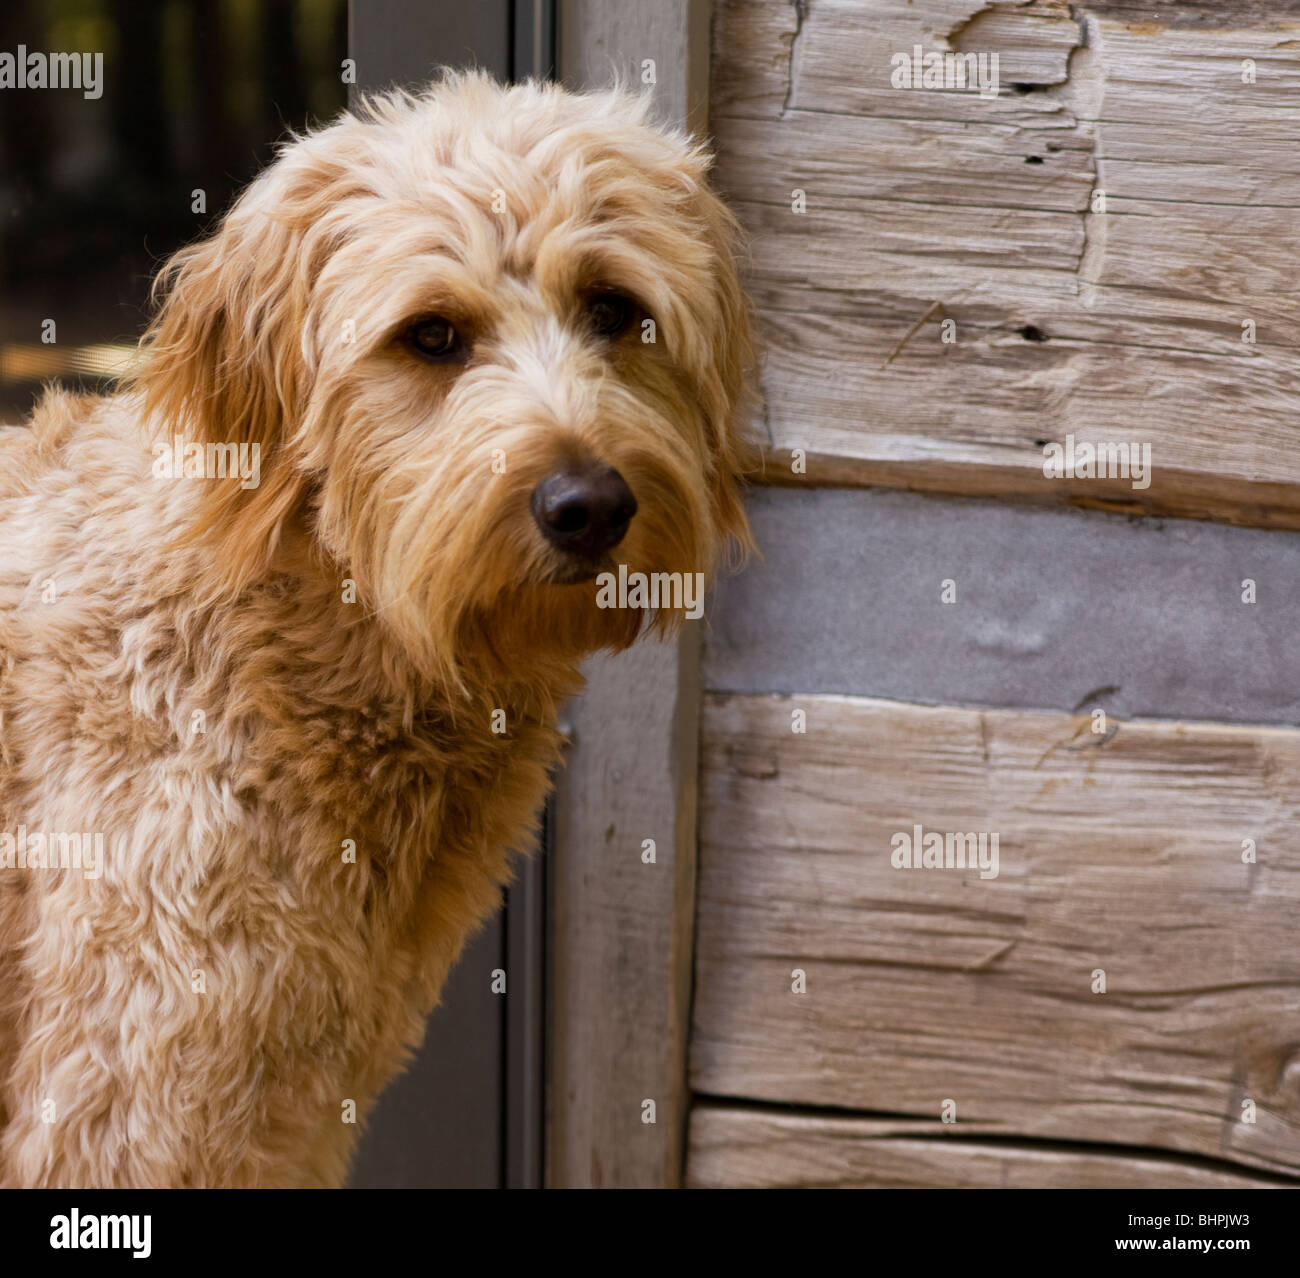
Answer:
[711,0,1300,527]
[687,0,1300,1189]
[689,694,1300,1187]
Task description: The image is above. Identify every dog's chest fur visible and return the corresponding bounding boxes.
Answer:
[0,395,563,1186]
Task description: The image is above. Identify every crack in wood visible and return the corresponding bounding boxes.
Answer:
[689,1095,1300,1185]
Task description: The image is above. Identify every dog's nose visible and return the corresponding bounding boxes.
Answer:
[531,465,638,557]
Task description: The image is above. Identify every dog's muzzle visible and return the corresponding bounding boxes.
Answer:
[531,463,637,559]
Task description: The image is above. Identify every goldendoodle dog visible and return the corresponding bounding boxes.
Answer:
[0,71,753,1187]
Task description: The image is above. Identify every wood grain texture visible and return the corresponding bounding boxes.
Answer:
[687,1107,1292,1188]
[710,0,1300,527]
[546,0,711,1190]
[690,693,1300,1179]
[560,0,711,134]
[547,635,702,1188]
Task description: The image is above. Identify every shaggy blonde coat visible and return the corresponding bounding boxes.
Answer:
[0,73,753,1187]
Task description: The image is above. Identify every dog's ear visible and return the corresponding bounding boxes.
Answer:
[134,146,343,599]
[693,179,760,568]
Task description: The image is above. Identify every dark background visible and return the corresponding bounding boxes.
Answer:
[0,0,348,420]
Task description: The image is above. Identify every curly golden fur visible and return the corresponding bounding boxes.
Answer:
[0,71,754,1187]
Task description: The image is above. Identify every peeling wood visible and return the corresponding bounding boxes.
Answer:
[951,2,1081,87]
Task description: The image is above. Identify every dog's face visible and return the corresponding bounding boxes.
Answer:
[139,73,755,681]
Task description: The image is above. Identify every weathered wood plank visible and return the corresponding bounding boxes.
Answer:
[714,114,1096,212]
[547,636,702,1188]
[742,300,1300,528]
[691,693,1300,1178]
[710,0,1300,526]
[561,0,711,133]
[951,3,1080,86]
[1086,1,1300,26]
[725,0,1086,122]
[687,1107,1293,1188]
[709,0,799,119]
[545,0,710,1190]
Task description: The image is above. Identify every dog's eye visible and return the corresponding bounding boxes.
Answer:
[407,317,463,362]
[584,292,636,340]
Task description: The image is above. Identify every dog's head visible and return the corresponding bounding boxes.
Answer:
[137,72,756,682]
